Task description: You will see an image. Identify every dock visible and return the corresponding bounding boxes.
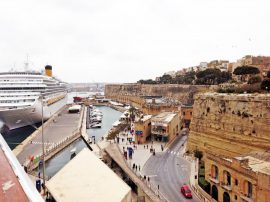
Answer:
[14,105,85,170]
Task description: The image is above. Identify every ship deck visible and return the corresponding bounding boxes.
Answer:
[0,147,29,202]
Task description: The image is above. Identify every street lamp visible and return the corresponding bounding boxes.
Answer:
[41,96,46,191]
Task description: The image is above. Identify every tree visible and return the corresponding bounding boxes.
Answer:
[195,68,231,85]
[233,66,260,75]
[267,71,270,78]
[194,149,203,161]
[261,79,270,91]
[159,74,173,84]
[247,75,262,84]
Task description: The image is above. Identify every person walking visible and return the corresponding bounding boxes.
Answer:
[139,165,140,171]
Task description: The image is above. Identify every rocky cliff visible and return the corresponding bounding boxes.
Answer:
[187,93,270,157]
[105,84,213,105]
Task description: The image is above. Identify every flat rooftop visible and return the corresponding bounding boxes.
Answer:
[151,112,177,124]
[46,148,131,202]
[235,155,270,175]
[135,114,152,122]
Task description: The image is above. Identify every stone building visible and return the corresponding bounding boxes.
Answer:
[181,105,193,128]
[151,112,180,142]
[205,152,270,202]
[188,93,270,157]
[134,115,152,144]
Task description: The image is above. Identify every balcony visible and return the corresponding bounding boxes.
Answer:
[221,183,232,191]
[240,194,253,202]
[209,177,219,184]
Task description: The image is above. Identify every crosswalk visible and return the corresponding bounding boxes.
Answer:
[167,149,180,156]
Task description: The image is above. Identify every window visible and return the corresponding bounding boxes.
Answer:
[234,195,237,200]
[183,112,185,115]
[190,112,192,115]
[235,179,238,186]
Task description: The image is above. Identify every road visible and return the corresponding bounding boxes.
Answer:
[142,135,200,202]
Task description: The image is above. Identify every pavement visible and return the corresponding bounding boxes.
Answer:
[16,108,81,165]
[115,131,200,202]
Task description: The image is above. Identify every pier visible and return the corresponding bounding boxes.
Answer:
[14,105,86,171]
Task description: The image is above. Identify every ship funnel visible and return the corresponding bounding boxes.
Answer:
[45,65,52,77]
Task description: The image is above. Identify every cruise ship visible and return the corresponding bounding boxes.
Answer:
[0,65,68,130]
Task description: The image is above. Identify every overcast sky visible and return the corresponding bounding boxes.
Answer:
[0,0,269,83]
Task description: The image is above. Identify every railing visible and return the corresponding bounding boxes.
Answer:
[221,182,232,191]
[209,177,219,184]
[240,194,253,202]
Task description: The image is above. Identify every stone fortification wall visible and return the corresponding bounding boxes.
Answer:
[187,93,270,157]
[105,84,213,105]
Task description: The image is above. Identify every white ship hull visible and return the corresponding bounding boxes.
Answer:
[0,95,67,130]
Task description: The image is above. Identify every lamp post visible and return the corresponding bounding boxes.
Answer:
[41,96,46,190]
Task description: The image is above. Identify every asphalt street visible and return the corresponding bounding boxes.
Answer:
[142,135,200,202]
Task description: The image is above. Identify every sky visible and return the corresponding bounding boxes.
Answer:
[0,0,269,83]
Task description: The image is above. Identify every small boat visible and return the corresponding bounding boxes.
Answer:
[90,123,102,128]
[70,148,77,159]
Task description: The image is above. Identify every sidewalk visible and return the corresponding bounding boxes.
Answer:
[116,132,165,177]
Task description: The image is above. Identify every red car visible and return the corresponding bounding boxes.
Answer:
[181,184,192,198]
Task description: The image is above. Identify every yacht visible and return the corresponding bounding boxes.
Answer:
[0,65,68,130]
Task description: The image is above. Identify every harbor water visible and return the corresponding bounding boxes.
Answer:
[2,92,122,177]
[43,105,122,177]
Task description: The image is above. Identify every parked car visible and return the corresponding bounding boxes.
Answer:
[180,184,192,199]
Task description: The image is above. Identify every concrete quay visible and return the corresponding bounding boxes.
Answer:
[15,105,85,170]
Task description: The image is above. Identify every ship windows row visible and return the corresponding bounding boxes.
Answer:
[0,99,35,103]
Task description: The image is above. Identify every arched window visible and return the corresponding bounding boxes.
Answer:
[212,185,218,201]
[223,192,230,202]
[223,170,231,186]
[211,165,219,180]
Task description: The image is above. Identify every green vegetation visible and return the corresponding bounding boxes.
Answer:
[247,75,262,84]
[267,71,270,78]
[194,149,203,160]
[233,66,260,75]
[138,68,231,85]
[137,79,157,84]
[198,161,210,194]
[261,79,270,91]
[196,68,231,85]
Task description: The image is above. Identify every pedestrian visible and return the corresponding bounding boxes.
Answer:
[139,165,140,171]
[147,176,150,182]
[135,165,137,171]
[133,163,135,170]
[147,145,148,149]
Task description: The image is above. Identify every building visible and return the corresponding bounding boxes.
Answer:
[134,115,152,144]
[205,152,270,202]
[151,112,180,142]
[46,148,132,202]
[181,105,193,128]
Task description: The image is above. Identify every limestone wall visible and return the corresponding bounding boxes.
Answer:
[105,84,213,105]
[187,93,270,157]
